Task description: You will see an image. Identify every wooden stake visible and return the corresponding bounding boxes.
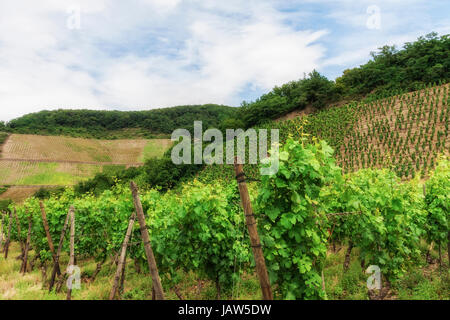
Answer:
[66,207,75,300]
[40,201,60,276]
[448,232,450,268]
[13,208,25,257]
[321,270,326,295]
[120,232,133,296]
[0,212,4,252]
[234,159,273,300]
[49,206,72,292]
[109,212,136,300]
[4,211,12,258]
[21,210,33,274]
[130,181,165,300]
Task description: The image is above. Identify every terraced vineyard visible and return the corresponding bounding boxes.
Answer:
[197,83,449,183]
[0,134,173,202]
[271,82,449,179]
[339,83,449,178]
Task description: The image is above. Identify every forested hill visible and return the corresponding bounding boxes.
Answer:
[2,104,236,139]
[233,32,449,128]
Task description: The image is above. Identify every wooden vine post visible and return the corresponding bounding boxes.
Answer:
[234,159,273,300]
[0,212,4,252]
[130,181,165,300]
[4,211,12,259]
[109,212,136,300]
[66,206,76,300]
[21,210,33,274]
[49,206,72,292]
[40,201,60,276]
[13,208,25,257]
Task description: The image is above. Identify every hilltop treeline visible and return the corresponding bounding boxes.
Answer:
[235,32,450,127]
[2,104,236,139]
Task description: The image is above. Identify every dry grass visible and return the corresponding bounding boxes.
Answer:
[0,241,448,300]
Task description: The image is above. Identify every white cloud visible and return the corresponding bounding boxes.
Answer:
[0,0,328,120]
[0,0,448,121]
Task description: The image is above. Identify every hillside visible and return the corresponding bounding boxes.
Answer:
[228,33,449,129]
[275,83,449,179]
[2,104,236,139]
[198,82,449,182]
[1,134,171,164]
[0,134,172,202]
[339,84,449,177]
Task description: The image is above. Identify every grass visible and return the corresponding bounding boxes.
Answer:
[1,242,447,300]
[139,139,173,162]
[0,161,104,186]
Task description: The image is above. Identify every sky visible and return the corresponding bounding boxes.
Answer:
[0,0,449,121]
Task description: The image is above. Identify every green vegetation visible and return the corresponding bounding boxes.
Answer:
[33,187,66,200]
[0,132,9,146]
[4,104,236,139]
[231,32,449,128]
[256,138,340,299]
[73,155,203,196]
[0,186,8,195]
[336,33,449,96]
[139,140,171,162]
[3,139,448,300]
[0,33,449,301]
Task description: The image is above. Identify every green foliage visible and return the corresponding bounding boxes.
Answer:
[256,138,341,299]
[323,169,426,284]
[424,157,449,247]
[239,70,338,127]
[0,132,9,146]
[74,156,203,196]
[9,179,250,296]
[151,181,250,291]
[6,104,236,139]
[241,33,449,126]
[5,139,450,300]
[0,199,12,211]
[140,158,203,191]
[0,186,8,195]
[336,33,450,96]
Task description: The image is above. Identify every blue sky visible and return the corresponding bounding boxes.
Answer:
[0,0,449,121]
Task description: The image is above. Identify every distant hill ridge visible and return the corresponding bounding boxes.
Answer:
[2,104,236,139]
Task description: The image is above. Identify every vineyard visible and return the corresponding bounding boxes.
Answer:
[1,134,172,164]
[197,83,449,185]
[0,135,173,202]
[0,136,448,300]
